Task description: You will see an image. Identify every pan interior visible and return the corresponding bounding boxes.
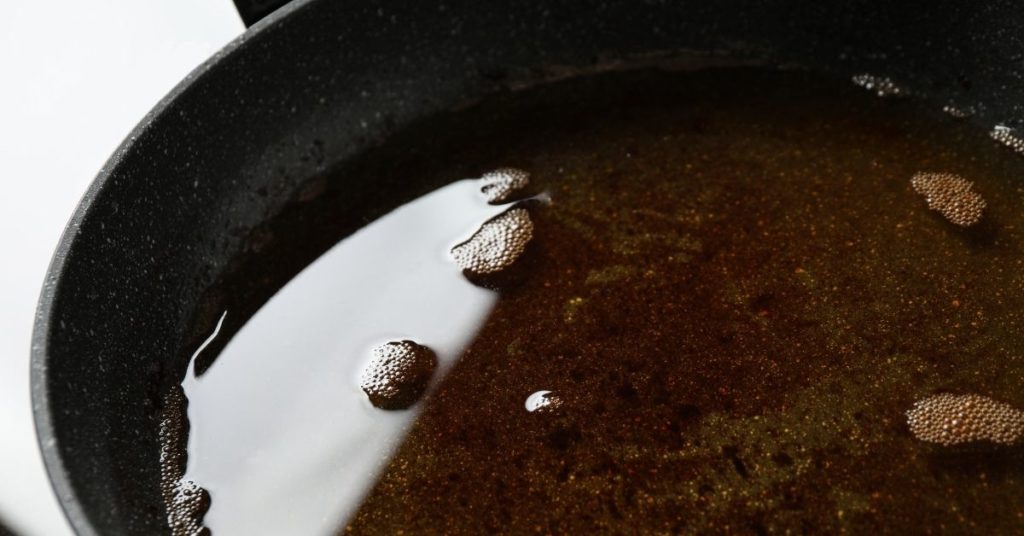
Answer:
[164,65,1024,535]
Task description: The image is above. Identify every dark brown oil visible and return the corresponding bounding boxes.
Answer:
[174,66,1024,535]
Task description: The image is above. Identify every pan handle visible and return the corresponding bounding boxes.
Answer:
[233,0,292,27]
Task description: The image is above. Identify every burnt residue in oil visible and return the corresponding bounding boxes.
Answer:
[360,341,438,410]
[181,66,1024,534]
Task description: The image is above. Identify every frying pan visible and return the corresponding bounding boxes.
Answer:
[30,0,1024,534]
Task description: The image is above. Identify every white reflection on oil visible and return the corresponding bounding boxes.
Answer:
[181,179,512,536]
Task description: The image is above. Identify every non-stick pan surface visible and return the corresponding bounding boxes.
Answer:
[32,0,1024,533]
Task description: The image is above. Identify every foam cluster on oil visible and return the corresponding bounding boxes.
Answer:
[910,172,987,226]
[450,207,534,275]
[851,74,909,98]
[167,66,1024,535]
[479,168,531,204]
[360,340,438,410]
[991,125,1024,155]
[159,387,210,536]
[525,390,563,413]
[907,393,1024,446]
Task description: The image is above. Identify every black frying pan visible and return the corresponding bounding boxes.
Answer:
[31,0,1024,534]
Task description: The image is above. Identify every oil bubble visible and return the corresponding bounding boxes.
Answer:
[360,340,438,410]
[851,74,908,97]
[907,393,1024,446]
[451,207,534,275]
[942,104,975,119]
[168,480,212,536]
[991,125,1024,155]
[479,168,530,204]
[160,386,211,536]
[910,172,986,227]
[525,390,563,412]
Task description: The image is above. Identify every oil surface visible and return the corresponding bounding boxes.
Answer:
[174,66,1024,534]
[174,179,511,535]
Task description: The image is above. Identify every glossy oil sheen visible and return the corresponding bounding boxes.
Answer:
[175,67,1024,534]
[179,180,510,535]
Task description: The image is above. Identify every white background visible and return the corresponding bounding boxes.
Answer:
[0,2,242,534]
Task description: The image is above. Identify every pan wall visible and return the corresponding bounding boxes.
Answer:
[32,0,1024,533]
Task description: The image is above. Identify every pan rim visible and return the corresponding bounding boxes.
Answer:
[28,0,315,533]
